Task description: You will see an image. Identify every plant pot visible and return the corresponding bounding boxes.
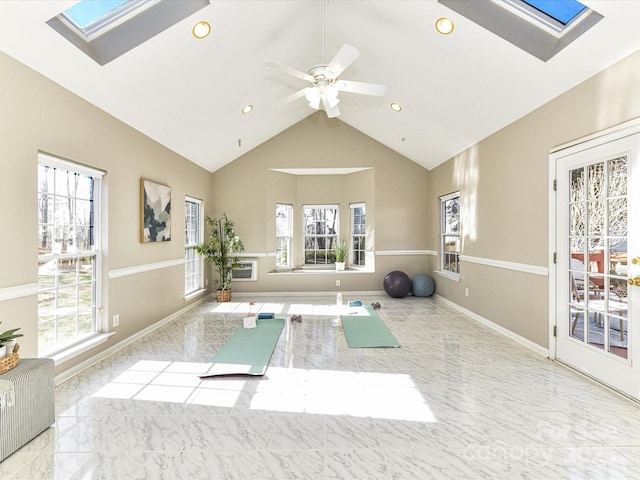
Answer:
[335,262,346,272]
[2,340,16,357]
[0,345,5,358]
[216,289,232,302]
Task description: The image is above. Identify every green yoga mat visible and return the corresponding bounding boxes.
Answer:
[199,318,284,377]
[341,306,400,348]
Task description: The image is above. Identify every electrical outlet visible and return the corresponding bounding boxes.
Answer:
[113,314,120,327]
[336,279,341,287]
[205,278,209,287]
[464,288,469,297]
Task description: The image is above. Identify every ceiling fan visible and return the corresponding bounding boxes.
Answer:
[266,2,386,118]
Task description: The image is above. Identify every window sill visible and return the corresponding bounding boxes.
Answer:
[49,332,115,366]
[435,270,461,282]
[184,288,207,301]
[269,266,375,275]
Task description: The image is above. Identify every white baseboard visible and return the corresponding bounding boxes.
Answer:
[434,294,549,358]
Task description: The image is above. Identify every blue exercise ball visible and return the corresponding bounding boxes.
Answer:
[383,271,412,298]
[412,274,435,297]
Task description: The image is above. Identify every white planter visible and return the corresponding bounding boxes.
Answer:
[0,345,5,358]
[3,340,16,356]
[335,262,345,272]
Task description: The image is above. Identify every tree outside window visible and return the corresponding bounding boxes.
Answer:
[303,205,338,265]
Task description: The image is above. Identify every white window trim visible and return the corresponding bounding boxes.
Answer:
[439,191,461,280]
[37,152,105,358]
[276,204,293,269]
[350,202,366,267]
[302,204,340,267]
[184,196,204,297]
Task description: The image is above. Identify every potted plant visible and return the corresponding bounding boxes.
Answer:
[0,322,23,358]
[196,213,244,302]
[334,239,349,272]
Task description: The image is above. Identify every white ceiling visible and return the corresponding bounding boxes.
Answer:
[2,1,640,172]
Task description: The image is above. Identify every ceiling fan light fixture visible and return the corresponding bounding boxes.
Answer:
[192,21,210,39]
[324,84,340,107]
[304,87,321,109]
[436,17,454,34]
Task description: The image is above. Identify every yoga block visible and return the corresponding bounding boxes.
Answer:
[0,358,55,462]
[348,300,362,307]
[257,313,274,319]
[243,316,257,329]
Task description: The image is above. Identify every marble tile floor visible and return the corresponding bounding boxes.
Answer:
[2,294,640,479]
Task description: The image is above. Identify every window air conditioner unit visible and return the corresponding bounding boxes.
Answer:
[231,260,257,281]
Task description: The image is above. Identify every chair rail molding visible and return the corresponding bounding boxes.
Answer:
[108,258,184,279]
[460,255,548,276]
[0,283,38,302]
[376,250,437,256]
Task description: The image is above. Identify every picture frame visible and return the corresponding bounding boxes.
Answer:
[140,178,171,242]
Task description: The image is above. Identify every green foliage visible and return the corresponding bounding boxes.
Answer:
[0,322,23,345]
[195,213,244,290]
[334,239,349,263]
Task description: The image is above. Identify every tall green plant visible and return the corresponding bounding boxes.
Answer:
[196,214,244,290]
[335,239,349,263]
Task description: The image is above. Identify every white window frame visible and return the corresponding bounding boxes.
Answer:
[303,204,339,266]
[276,204,293,269]
[185,196,204,296]
[350,202,366,266]
[439,191,461,280]
[37,153,105,356]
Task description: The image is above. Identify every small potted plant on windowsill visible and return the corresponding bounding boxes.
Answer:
[196,213,244,302]
[334,239,349,272]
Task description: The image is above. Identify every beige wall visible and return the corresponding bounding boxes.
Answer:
[210,113,431,293]
[5,41,640,373]
[428,48,640,348]
[0,52,212,374]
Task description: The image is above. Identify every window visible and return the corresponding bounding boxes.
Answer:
[521,0,587,26]
[37,154,104,355]
[276,204,293,268]
[185,197,203,295]
[303,205,339,265]
[47,0,210,65]
[440,192,460,276]
[351,203,366,266]
[439,0,602,62]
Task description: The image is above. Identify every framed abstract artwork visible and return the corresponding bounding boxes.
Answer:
[140,178,171,242]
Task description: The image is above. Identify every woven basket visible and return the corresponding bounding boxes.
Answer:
[216,288,232,302]
[0,343,19,375]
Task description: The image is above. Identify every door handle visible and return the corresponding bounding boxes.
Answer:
[630,257,640,285]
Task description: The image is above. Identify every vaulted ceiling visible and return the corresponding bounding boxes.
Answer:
[2,1,640,172]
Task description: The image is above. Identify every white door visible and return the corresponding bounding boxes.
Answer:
[554,130,640,400]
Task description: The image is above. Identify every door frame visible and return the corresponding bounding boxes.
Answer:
[549,117,640,361]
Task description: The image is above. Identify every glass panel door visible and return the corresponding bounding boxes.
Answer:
[555,132,639,400]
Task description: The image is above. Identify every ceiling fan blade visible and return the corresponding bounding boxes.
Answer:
[321,93,341,118]
[324,44,359,80]
[275,88,307,107]
[335,80,386,96]
[265,61,314,82]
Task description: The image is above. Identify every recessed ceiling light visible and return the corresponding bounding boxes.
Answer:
[241,105,253,114]
[436,17,454,34]
[390,103,402,112]
[192,21,210,39]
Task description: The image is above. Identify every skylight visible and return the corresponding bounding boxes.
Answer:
[438,0,603,61]
[522,0,587,26]
[47,0,210,65]
[62,0,131,30]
